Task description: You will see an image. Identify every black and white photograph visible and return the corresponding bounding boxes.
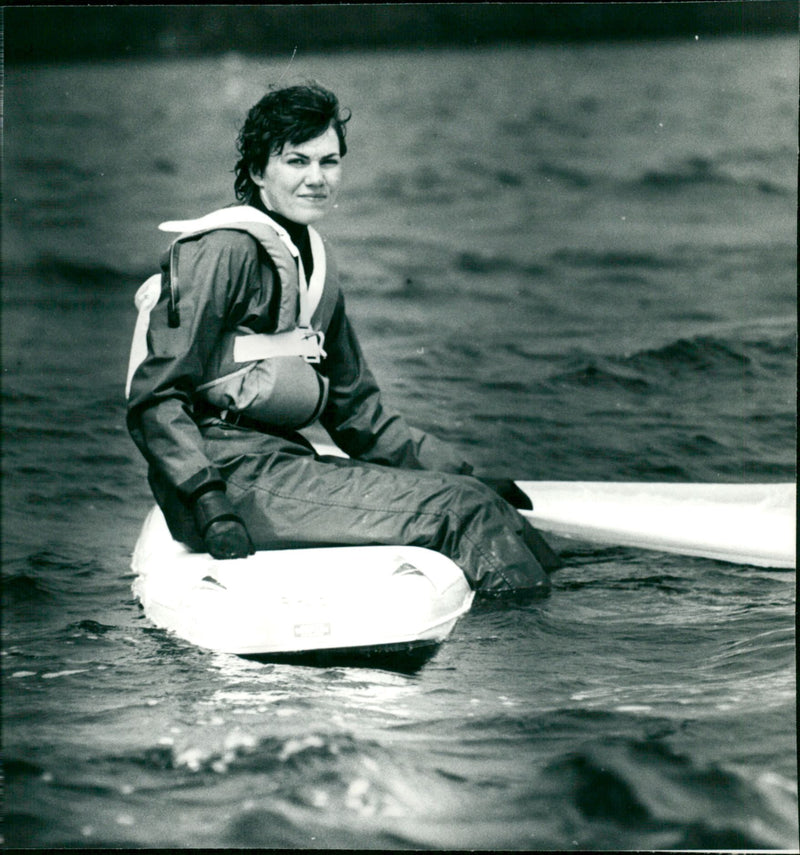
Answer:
[2,3,797,849]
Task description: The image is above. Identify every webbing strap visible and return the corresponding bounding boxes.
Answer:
[158,207,298,258]
[159,206,326,329]
[125,274,161,398]
[301,229,327,326]
[232,327,326,364]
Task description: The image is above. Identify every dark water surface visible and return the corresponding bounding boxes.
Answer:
[2,40,797,849]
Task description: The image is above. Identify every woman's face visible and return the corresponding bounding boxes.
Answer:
[250,125,343,225]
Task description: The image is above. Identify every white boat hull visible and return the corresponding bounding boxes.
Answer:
[131,506,474,664]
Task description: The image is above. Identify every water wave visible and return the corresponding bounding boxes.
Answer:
[1,573,56,607]
[28,257,142,289]
[636,155,790,197]
[626,335,753,376]
[548,333,784,393]
[549,357,652,392]
[550,247,685,271]
[456,250,550,278]
[543,737,797,849]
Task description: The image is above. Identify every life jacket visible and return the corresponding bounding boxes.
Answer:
[125,206,339,430]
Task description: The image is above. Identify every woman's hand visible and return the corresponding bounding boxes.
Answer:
[204,518,255,560]
[191,488,255,559]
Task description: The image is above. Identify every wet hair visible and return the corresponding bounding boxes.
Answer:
[234,83,351,205]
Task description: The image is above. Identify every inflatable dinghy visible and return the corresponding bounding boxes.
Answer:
[131,506,474,670]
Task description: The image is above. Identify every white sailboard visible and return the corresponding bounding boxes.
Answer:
[517,480,795,569]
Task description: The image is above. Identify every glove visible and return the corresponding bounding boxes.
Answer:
[478,477,533,511]
[191,488,254,560]
[205,518,255,560]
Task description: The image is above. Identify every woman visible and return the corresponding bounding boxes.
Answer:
[127,83,559,596]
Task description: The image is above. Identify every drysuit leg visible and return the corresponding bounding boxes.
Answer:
[153,426,557,596]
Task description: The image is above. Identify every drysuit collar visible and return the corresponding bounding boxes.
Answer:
[250,196,311,258]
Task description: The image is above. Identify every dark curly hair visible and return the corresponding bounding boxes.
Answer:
[234,83,351,205]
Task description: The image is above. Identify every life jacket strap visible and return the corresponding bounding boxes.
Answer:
[158,206,326,332]
[231,327,327,364]
[125,274,161,399]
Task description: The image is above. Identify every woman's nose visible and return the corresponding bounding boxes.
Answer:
[304,162,324,185]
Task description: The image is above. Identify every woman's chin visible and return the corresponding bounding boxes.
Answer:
[290,199,335,225]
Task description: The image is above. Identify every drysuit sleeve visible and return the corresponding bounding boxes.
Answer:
[126,231,267,499]
[319,292,473,475]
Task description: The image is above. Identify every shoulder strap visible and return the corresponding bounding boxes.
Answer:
[300,227,327,327]
[159,206,306,332]
[125,273,162,399]
[159,206,296,247]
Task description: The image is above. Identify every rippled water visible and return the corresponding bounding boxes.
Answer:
[2,38,797,849]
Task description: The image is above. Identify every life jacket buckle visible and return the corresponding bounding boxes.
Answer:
[301,329,326,363]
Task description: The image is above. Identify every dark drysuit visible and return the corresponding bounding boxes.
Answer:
[127,211,558,595]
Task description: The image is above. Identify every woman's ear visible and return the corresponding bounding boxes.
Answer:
[249,165,266,188]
